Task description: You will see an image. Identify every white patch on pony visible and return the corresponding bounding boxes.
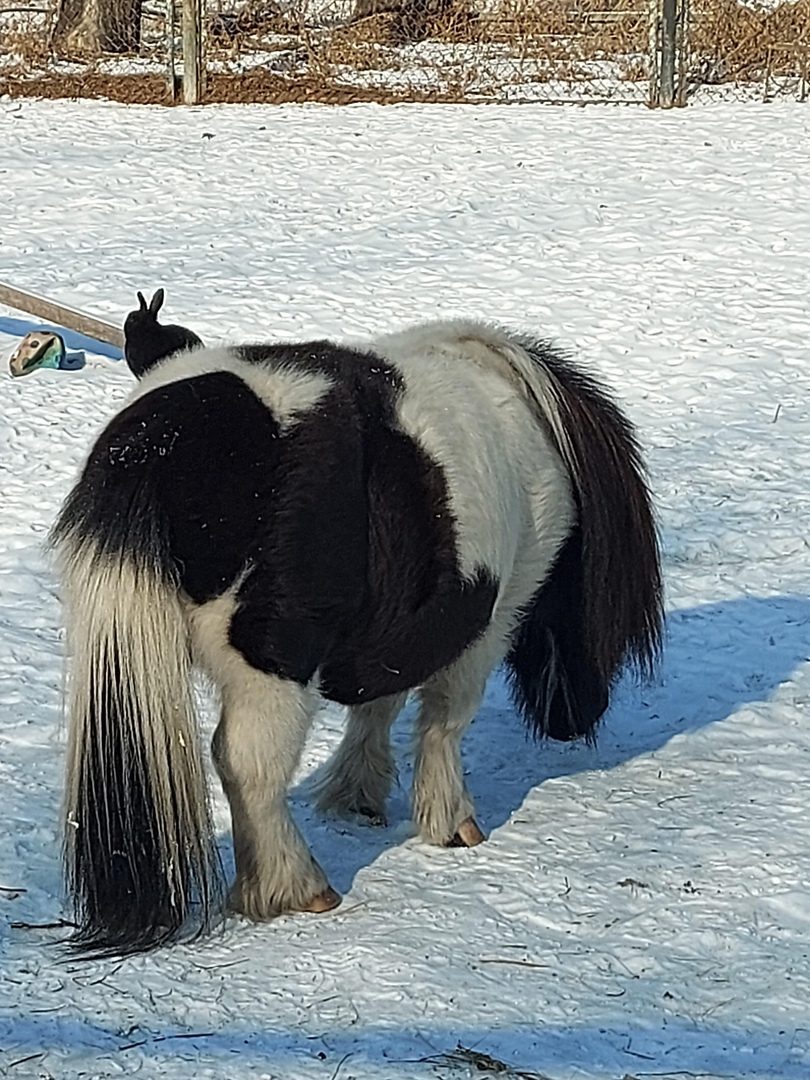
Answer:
[186,590,331,918]
[368,320,575,615]
[131,346,332,432]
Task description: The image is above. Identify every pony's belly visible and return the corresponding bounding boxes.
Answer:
[317,567,499,706]
[318,666,413,707]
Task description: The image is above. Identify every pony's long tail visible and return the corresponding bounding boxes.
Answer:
[49,514,220,956]
[500,334,664,742]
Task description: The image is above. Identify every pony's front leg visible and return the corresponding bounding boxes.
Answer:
[314,692,407,825]
[413,634,506,847]
[212,667,340,920]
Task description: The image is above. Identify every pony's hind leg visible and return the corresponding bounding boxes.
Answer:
[211,668,340,919]
[314,692,407,825]
[190,598,339,921]
[413,635,505,848]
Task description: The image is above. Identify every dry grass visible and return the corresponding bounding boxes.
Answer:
[689,0,810,84]
[0,30,51,74]
[0,63,470,103]
[0,0,807,104]
[205,0,653,101]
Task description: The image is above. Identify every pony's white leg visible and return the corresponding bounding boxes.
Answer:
[314,692,407,824]
[189,594,339,920]
[413,632,507,847]
[211,668,339,919]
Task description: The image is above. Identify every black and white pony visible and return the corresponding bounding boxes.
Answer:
[50,316,663,956]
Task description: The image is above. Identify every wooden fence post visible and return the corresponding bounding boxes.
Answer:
[166,0,178,102]
[182,0,204,105]
[677,0,689,105]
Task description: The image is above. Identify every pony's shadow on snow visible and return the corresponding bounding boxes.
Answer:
[297,594,810,897]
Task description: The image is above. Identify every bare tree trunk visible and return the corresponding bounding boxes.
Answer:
[53,0,143,55]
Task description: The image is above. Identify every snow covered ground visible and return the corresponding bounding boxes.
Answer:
[1,97,809,1080]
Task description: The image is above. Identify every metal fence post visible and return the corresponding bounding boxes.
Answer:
[648,0,661,107]
[182,0,203,105]
[660,0,677,106]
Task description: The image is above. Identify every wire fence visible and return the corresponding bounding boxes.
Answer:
[0,0,808,105]
[687,0,809,101]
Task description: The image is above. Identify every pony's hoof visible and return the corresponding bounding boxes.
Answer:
[302,886,342,913]
[447,817,486,848]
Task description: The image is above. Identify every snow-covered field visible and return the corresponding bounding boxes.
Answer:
[1,98,809,1080]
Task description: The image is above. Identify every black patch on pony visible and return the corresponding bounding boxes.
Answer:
[123,288,203,379]
[506,527,607,742]
[53,371,281,603]
[227,343,498,700]
[237,341,402,392]
[316,417,498,703]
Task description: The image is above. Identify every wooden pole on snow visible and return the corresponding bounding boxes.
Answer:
[0,282,124,349]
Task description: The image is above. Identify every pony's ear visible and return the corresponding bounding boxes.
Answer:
[137,291,147,311]
[149,289,165,316]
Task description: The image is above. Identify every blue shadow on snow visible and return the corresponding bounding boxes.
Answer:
[0,314,124,361]
[299,592,810,896]
[0,1014,806,1078]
